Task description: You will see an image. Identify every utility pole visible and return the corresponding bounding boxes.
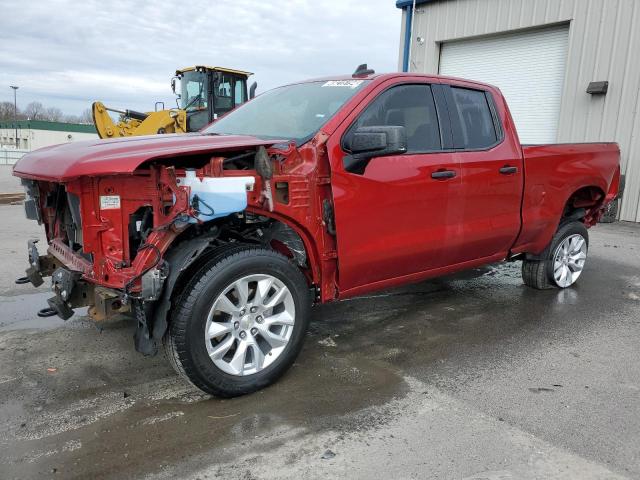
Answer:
[10,85,19,148]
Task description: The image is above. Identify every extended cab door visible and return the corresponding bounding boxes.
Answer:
[327,80,463,294]
[442,82,524,263]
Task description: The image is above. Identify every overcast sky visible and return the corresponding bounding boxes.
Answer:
[0,0,401,116]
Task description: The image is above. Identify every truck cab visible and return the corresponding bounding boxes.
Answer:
[324,76,525,294]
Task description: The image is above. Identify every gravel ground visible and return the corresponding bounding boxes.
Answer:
[0,202,638,480]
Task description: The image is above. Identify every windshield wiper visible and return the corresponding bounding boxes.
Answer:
[183,82,205,111]
[184,93,203,111]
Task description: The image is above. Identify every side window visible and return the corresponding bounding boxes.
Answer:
[215,74,233,111]
[350,84,441,152]
[234,79,246,106]
[450,87,497,149]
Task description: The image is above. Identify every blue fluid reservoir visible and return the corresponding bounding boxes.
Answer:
[176,170,256,222]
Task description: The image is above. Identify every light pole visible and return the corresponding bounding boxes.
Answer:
[10,86,19,148]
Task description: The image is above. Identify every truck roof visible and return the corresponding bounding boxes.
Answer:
[291,72,500,92]
[176,66,253,77]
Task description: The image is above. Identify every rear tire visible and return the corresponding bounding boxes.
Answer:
[522,221,589,290]
[164,246,311,397]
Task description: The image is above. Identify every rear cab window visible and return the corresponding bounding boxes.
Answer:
[448,86,501,150]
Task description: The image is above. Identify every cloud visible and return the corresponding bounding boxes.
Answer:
[0,0,400,115]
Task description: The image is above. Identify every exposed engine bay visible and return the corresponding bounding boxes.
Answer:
[16,142,337,355]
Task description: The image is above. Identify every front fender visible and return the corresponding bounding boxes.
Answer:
[146,231,219,353]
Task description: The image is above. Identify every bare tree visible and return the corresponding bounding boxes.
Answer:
[78,108,93,124]
[0,101,18,121]
[1,101,93,125]
[24,101,46,120]
[63,114,80,123]
[44,106,64,122]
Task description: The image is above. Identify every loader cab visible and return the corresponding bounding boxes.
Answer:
[174,66,253,132]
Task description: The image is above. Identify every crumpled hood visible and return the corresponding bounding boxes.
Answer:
[13,133,283,181]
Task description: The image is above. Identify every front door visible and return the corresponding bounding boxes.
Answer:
[328,82,462,293]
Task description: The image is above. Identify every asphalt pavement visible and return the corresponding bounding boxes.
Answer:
[0,165,22,194]
[0,201,638,480]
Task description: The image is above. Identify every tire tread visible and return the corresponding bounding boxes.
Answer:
[521,259,553,290]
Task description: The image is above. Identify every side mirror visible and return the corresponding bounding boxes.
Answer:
[343,126,407,173]
[249,81,257,99]
[171,77,178,94]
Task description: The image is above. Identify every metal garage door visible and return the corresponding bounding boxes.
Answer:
[439,25,569,144]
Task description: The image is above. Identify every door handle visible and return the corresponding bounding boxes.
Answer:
[499,166,518,175]
[431,170,456,180]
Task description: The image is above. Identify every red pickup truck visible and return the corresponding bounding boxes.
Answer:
[13,70,620,397]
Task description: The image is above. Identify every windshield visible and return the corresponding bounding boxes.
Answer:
[180,71,208,111]
[203,80,369,144]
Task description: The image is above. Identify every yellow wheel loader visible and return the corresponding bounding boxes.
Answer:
[92,66,256,138]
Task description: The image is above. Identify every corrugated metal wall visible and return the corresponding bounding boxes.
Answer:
[439,25,570,144]
[399,0,640,222]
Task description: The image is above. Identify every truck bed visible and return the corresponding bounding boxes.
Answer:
[512,142,620,255]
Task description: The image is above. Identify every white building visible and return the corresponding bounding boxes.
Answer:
[397,0,639,222]
[0,120,97,152]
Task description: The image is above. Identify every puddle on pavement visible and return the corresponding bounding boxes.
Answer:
[0,291,88,332]
[0,256,637,479]
[0,262,566,479]
[0,339,404,479]
[0,296,406,479]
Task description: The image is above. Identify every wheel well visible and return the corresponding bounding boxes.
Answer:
[166,216,312,303]
[149,216,313,349]
[562,186,606,226]
[217,216,310,269]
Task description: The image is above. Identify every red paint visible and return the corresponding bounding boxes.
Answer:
[13,134,283,182]
[13,73,620,303]
[512,142,620,255]
[450,79,524,264]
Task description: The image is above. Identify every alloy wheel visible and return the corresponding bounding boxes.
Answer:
[552,234,587,288]
[204,274,296,376]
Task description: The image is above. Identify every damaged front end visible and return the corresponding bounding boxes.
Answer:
[15,150,267,355]
[13,121,336,359]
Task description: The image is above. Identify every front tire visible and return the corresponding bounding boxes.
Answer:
[522,221,589,290]
[164,246,311,397]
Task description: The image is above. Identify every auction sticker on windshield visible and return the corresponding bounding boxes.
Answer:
[322,80,363,88]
